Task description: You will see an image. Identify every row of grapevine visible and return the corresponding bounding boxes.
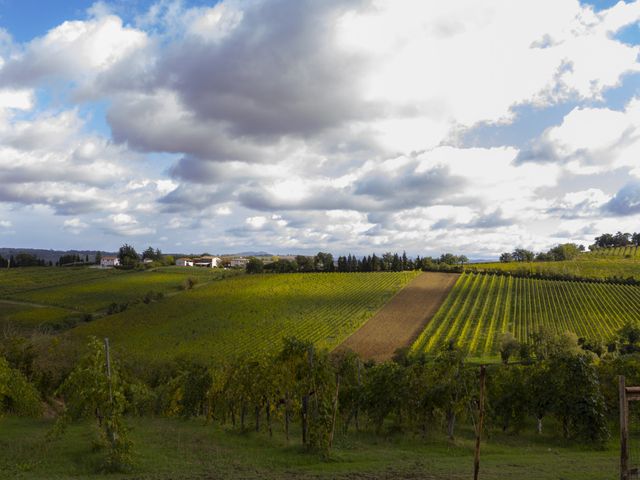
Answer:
[411,272,640,360]
[586,245,640,258]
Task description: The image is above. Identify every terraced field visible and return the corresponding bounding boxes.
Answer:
[68,271,419,362]
[411,272,640,360]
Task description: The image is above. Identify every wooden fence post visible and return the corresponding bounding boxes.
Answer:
[621,375,629,480]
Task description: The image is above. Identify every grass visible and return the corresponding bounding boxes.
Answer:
[0,301,75,333]
[66,272,419,363]
[411,272,640,361]
[0,267,123,297]
[0,416,620,479]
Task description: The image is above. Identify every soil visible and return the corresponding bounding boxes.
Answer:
[336,272,459,362]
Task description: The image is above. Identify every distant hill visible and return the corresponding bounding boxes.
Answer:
[0,248,116,264]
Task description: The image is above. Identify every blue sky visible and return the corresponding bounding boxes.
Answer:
[0,0,640,258]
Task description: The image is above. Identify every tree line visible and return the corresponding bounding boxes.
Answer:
[591,231,640,249]
[248,252,469,274]
[499,243,585,263]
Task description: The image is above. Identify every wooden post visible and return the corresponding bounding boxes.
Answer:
[103,337,116,445]
[302,395,309,446]
[329,374,341,449]
[621,375,629,480]
[104,338,113,405]
[474,365,486,480]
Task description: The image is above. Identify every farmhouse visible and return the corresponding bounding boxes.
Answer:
[194,256,221,268]
[230,257,249,268]
[176,258,194,267]
[100,256,120,268]
[175,256,221,268]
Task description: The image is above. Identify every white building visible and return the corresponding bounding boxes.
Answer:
[194,256,221,268]
[230,257,249,268]
[100,256,120,268]
[176,258,194,267]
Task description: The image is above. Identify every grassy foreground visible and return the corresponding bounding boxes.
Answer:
[0,416,619,480]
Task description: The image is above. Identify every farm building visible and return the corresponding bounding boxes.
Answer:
[100,256,120,268]
[176,258,194,267]
[230,257,249,268]
[194,256,221,268]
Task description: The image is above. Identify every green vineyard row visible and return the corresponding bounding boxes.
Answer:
[411,272,640,360]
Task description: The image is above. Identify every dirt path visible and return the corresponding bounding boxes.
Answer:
[336,272,459,362]
[0,299,75,310]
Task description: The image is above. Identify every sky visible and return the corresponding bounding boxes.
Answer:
[0,0,640,258]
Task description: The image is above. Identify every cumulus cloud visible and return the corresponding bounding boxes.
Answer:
[606,181,640,215]
[1,0,640,256]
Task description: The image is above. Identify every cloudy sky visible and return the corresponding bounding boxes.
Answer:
[0,0,639,257]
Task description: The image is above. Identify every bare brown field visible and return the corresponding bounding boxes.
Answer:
[336,271,459,362]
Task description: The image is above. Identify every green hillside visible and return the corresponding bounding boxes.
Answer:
[67,271,419,362]
[411,272,640,361]
[0,266,237,332]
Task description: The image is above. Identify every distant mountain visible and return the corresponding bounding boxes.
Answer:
[0,248,116,264]
[225,251,274,257]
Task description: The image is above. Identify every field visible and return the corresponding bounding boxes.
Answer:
[338,272,458,362]
[0,267,123,297]
[0,416,620,480]
[466,256,640,280]
[67,271,420,362]
[411,272,640,360]
[0,267,239,331]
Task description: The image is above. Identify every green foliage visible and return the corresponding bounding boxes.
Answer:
[53,337,133,472]
[118,244,139,269]
[246,257,264,274]
[0,356,41,417]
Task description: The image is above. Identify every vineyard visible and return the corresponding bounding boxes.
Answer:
[411,272,640,360]
[585,246,640,258]
[466,256,640,280]
[68,271,419,362]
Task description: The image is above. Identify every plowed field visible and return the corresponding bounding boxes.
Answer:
[336,272,459,362]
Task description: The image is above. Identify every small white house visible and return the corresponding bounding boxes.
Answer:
[100,256,120,268]
[176,258,194,267]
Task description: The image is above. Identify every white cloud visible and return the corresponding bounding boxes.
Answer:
[63,217,88,234]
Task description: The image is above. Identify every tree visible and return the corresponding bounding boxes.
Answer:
[512,248,535,262]
[499,252,513,263]
[245,257,264,274]
[117,244,139,269]
[314,252,335,272]
[499,332,520,364]
[53,337,133,471]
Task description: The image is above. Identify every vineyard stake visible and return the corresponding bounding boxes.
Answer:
[104,337,113,405]
[474,365,486,480]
